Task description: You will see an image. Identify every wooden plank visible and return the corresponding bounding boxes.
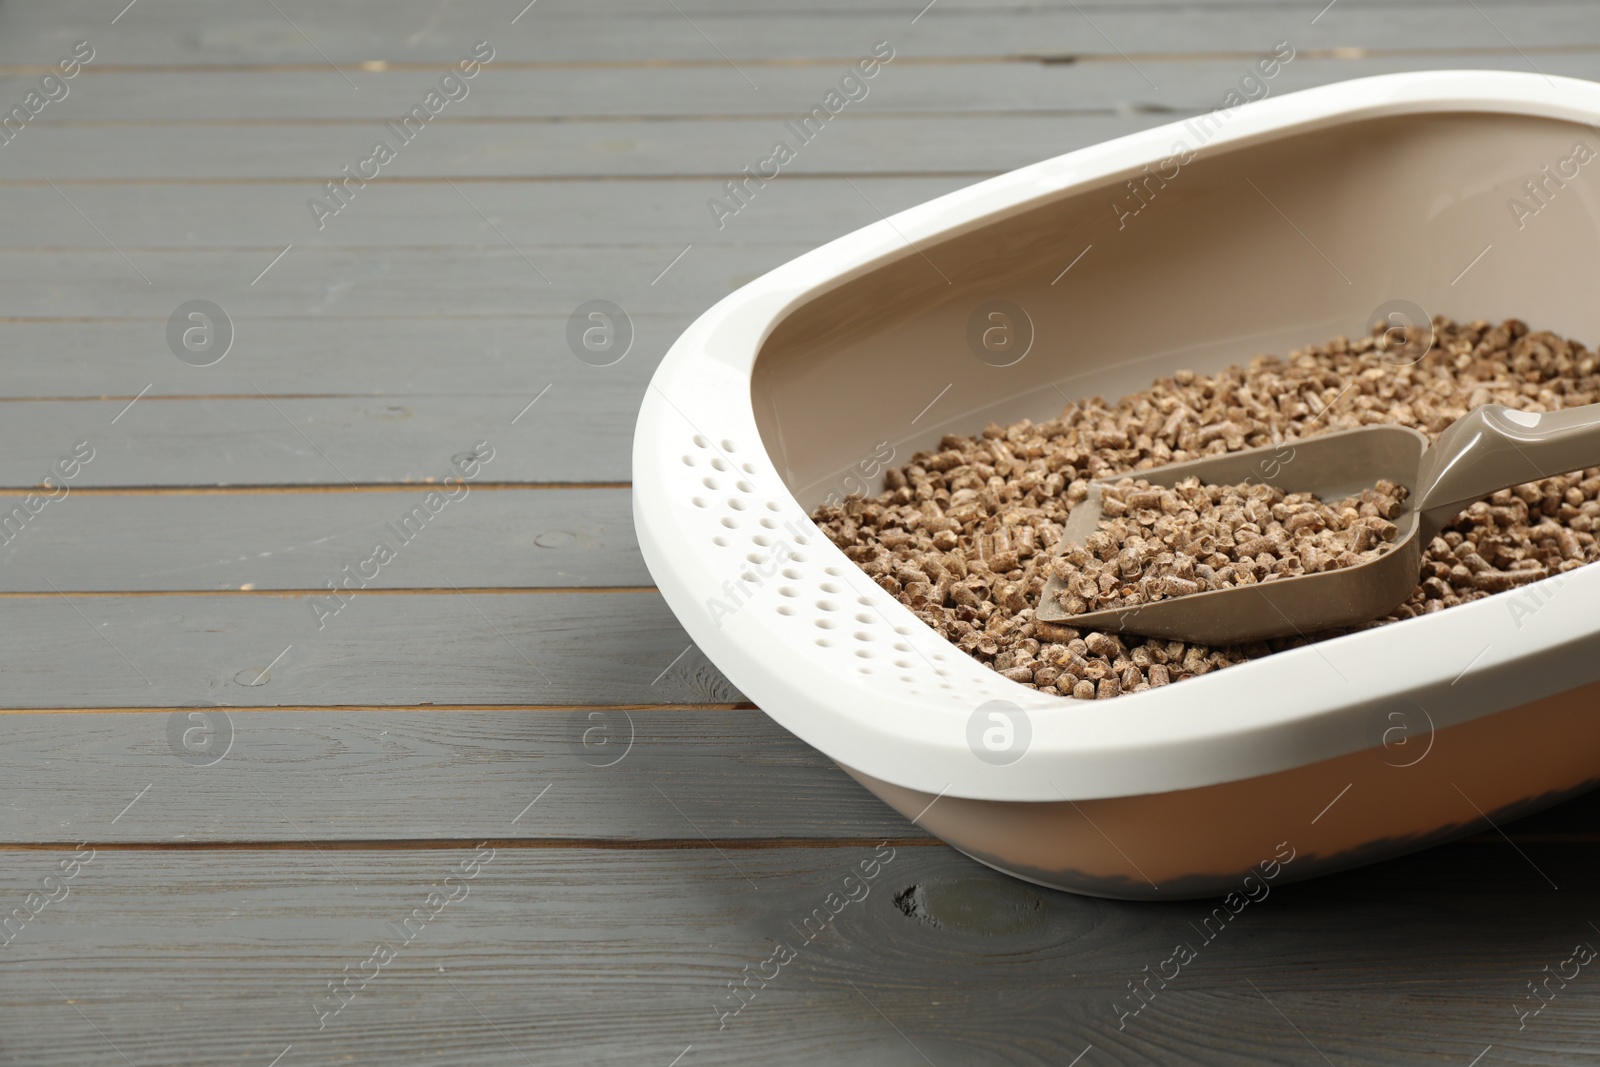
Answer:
[0,487,646,592]
[0,247,804,318]
[0,394,647,486]
[4,840,1600,1065]
[0,2,1590,65]
[0,114,1147,178]
[0,707,924,844]
[0,591,743,707]
[11,50,1596,121]
[0,315,681,400]
[0,62,1253,120]
[0,175,967,250]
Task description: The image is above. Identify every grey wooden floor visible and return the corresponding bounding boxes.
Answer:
[3,1,1600,1064]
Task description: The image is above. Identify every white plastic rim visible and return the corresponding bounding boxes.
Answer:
[633,70,1600,803]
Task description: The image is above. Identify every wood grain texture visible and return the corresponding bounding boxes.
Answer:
[0,487,645,591]
[0,247,801,317]
[0,591,743,708]
[0,394,644,486]
[2,840,1599,1066]
[0,114,1152,178]
[0,314,676,400]
[0,1,1591,65]
[0,175,968,251]
[9,51,1595,122]
[0,707,923,844]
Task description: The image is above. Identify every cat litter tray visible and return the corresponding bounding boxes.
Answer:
[633,71,1600,899]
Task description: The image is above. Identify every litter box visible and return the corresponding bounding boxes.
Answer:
[633,71,1600,899]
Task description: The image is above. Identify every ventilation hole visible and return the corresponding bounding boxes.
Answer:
[894,627,911,635]
[740,571,757,583]
[720,517,739,529]
[815,619,836,629]
[692,497,708,508]
[817,600,838,612]
[743,463,756,474]
[681,455,695,466]
[765,501,781,512]
[702,476,720,490]
[854,648,874,659]
[816,637,833,647]
[895,659,912,668]
[713,535,729,547]
[721,439,737,452]
[693,435,708,448]
[857,596,873,606]
[746,552,765,564]
[782,568,802,580]
[728,499,747,511]
[825,566,844,576]
[711,457,729,471]
[858,666,874,674]
[794,535,809,545]
[752,534,772,547]
[736,481,754,493]
[894,642,911,652]
[789,552,806,562]
[901,675,915,684]
[855,613,873,624]
[760,518,778,529]
[853,631,873,642]
[779,586,799,598]
[820,582,840,594]
[777,604,795,616]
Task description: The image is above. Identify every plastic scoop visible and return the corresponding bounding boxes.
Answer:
[1034,403,1600,644]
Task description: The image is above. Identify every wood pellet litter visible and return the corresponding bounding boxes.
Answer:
[1050,478,1409,615]
[812,318,1600,700]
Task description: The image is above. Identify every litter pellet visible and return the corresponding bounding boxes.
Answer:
[1049,477,1408,614]
[812,318,1600,700]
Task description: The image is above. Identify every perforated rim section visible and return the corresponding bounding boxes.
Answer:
[674,430,1057,709]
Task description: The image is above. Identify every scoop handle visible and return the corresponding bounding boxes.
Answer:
[1415,402,1600,540]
